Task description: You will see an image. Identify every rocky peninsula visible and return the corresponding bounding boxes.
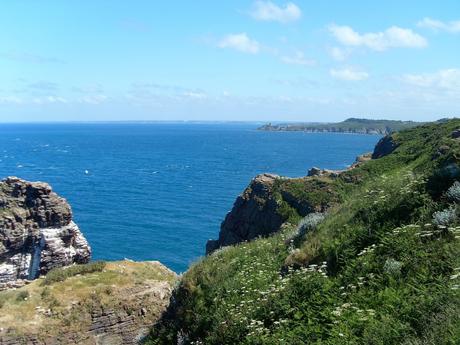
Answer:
[258,117,422,135]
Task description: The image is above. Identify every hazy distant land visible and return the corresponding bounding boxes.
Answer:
[258,118,424,135]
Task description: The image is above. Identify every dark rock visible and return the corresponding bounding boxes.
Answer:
[372,135,398,159]
[307,167,322,176]
[433,145,451,159]
[206,174,283,254]
[307,167,341,178]
[451,129,460,139]
[0,177,91,284]
[355,152,372,163]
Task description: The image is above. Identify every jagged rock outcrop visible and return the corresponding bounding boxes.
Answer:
[372,134,398,159]
[206,174,283,254]
[307,167,341,178]
[206,151,378,255]
[0,177,90,285]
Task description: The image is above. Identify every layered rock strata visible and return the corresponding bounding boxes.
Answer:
[0,177,91,285]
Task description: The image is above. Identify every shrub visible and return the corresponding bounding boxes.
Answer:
[446,181,460,203]
[432,207,457,226]
[42,261,106,285]
[40,287,51,300]
[297,213,325,238]
[384,258,403,277]
[16,290,29,301]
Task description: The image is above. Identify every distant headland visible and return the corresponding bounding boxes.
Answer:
[258,117,425,135]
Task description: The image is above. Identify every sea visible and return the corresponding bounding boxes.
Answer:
[0,123,380,272]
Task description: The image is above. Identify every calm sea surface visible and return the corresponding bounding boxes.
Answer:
[0,123,379,272]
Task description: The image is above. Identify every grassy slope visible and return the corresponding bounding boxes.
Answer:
[0,260,177,339]
[147,120,460,345]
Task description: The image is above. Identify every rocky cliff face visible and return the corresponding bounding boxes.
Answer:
[0,177,91,285]
[372,134,398,159]
[206,149,379,255]
[206,174,283,254]
[205,171,341,255]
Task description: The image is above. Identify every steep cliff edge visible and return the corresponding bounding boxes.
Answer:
[0,177,91,286]
[206,174,283,254]
[205,153,373,254]
[0,178,178,345]
[148,120,460,345]
[0,260,178,345]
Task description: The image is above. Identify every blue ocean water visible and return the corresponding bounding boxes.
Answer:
[0,123,379,272]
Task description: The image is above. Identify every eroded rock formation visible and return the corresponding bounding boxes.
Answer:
[0,177,91,285]
[206,174,283,254]
[372,134,398,159]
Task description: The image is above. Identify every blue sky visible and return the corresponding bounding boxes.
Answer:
[1,1,459,122]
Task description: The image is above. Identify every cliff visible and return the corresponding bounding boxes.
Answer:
[258,117,422,135]
[206,154,374,255]
[148,120,460,345]
[0,178,179,345]
[0,260,178,345]
[0,177,91,287]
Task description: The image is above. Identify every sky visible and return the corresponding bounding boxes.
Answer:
[0,0,459,122]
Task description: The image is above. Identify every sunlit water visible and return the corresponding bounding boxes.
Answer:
[0,123,379,272]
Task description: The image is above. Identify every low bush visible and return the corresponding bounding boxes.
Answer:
[384,258,403,277]
[446,181,460,203]
[16,290,29,301]
[432,207,457,226]
[296,213,325,238]
[42,261,106,285]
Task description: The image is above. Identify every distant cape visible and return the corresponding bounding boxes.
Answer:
[258,118,425,135]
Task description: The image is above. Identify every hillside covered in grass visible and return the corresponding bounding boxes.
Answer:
[147,119,460,345]
[0,260,177,344]
[258,118,423,134]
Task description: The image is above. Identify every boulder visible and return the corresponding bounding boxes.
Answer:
[451,129,460,139]
[307,167,341,178]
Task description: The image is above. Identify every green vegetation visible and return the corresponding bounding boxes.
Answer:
[42,261,106,285]
[147,120,460,344]
[258,118,424,134]
[0,260,177,338]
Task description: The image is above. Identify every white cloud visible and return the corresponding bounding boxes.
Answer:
[329,25,427,51]
[0,96,23,104]
[183,91,207,100]
[250,1,301,23]
[79,94,108,105]
[329,47,349,61]
[417,18,460,33]
[401,69,460,91]
[218,33,260,54]
[281,51,315,66]
[330,68,369,81]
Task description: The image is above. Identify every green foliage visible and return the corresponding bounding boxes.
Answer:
[42,261,106,285]
[432,207,457,226]
[447,181,460,203]
[147,119,460,345]
[383,258,403,277]
[297,213,325,238]
[16,290,29,301]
